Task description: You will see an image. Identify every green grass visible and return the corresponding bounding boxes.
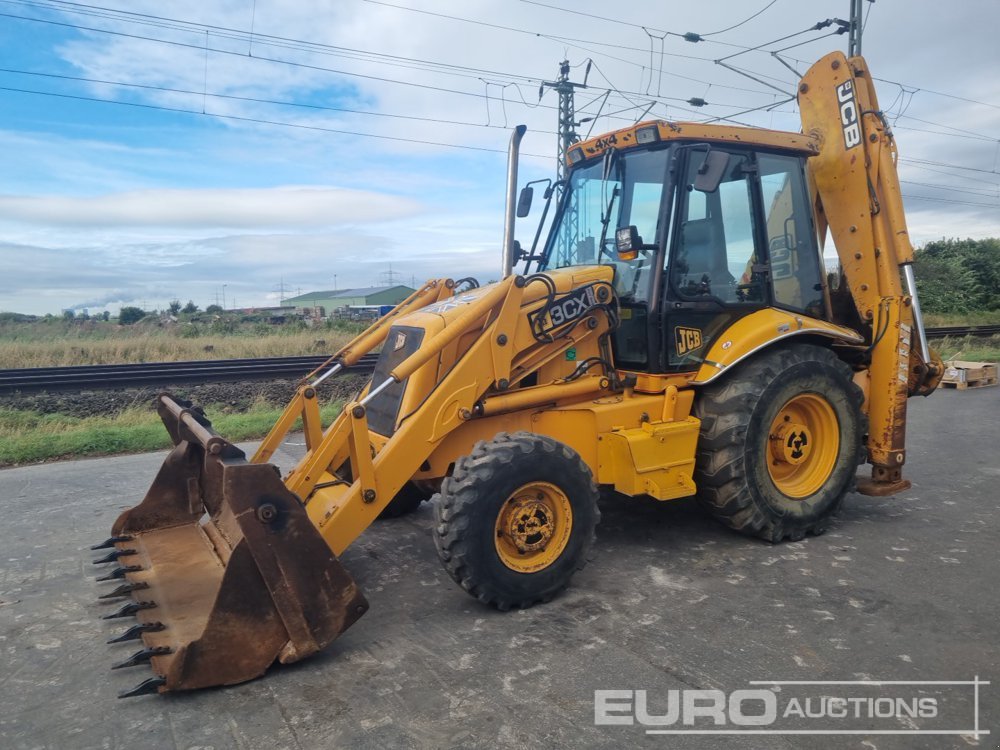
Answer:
[0,399,343,466]
[930,336,1000,363]
[923,311,1000,328]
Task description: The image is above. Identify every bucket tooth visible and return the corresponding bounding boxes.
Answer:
[107,622,165,644]
[118,676,166,699]
[102,600,156,620]
[92,549,137,565]
[91,536,133,550]
[111,646,172,670]
[98,581,150,600]
[96,565,142,582]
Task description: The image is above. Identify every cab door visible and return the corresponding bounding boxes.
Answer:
[661,147,768,371]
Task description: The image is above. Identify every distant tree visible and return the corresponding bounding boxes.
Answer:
[101,310,111,322]
[168,299,182,315]
[62,309,75,320]
[182,300,199,314]
[78,311,90,321]
[118,306,146,325]
[914,238,1000,314]
[205,304,223,314]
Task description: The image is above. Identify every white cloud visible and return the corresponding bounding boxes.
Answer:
[0,0,997,316]
[0,185,421,229]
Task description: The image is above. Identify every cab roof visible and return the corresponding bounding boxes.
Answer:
[569,120,819,165]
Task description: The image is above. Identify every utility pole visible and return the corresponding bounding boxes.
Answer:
[848,0,868,57]
[541,59,589,265]
[541,60,587,185]
[274,277,291,306]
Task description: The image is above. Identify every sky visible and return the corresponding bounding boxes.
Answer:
[0,0,998,315]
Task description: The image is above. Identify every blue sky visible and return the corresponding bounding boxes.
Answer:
[1,0,998,315]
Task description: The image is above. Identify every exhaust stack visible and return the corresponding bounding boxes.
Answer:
[502,124,527,278]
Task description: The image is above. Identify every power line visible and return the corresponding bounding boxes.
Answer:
[900,156,1000,177]
[0,66,563,135]
[0,84,556,159]
[902,193,1000,209]
[874,76,1000,112]
[700,0,780,36]
[900,180,999,199]
[2,0,547,86]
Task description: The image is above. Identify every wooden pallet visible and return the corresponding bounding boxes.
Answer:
[940,360,998,390]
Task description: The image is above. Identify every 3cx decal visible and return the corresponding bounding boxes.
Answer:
[674,326,704,356]
[530,286,599,334]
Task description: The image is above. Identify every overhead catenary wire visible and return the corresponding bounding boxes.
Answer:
[699,0,780,37]
[0,84,559,159]
[0,66,566,135]
[1,0,997,199]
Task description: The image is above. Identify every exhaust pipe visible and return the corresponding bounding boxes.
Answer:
[502,124,527,279]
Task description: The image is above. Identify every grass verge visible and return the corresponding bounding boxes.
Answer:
[929,336,1000,363]
[0,398,343,466]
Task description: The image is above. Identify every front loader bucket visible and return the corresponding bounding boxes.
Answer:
[94,394,368,697]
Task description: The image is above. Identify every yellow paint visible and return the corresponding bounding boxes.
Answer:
[766,393,840,498]
[692,308,864,384]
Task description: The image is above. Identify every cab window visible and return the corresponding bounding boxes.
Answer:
[671,151,763,303]
[758,153,825,316]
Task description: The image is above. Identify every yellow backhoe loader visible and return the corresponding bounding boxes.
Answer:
[93,51,942,697]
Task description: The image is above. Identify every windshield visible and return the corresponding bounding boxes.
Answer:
[540,146,671,302]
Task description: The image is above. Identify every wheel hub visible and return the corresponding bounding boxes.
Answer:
[771,421,813,465]
[766,393,840,499]
[502,497,556,553]
[494,482,573,573]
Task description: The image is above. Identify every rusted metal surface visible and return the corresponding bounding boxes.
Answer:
[96,394,369,697]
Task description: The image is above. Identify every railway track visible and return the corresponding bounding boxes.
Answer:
[0,325,995,394]
[0,354,379,394]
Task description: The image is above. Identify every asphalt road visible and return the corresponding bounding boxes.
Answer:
[0,384,997,749]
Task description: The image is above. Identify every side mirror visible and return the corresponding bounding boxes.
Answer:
[516,186,534,217]
[693,150,730,193]
[615,226,642,261]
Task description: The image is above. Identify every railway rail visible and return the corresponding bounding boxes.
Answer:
[0,326,995,394]
[0,354,379,394]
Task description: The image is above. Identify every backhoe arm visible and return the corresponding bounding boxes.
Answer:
[798,51,942,494]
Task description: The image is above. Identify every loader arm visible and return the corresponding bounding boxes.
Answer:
[286,269,617,555]
[797,51,943,495]
[251,277,457,466]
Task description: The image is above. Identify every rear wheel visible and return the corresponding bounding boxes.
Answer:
[433,432,599,610]
[377,482,430,519]
[693,344,863,542]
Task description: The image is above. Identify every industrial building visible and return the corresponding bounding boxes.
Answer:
[283,285,415,316]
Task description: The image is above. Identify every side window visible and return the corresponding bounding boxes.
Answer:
[672,151,762,303]
[758,153,825,316]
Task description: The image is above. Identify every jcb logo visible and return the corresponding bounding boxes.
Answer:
[674,326,703,355]
[836,80,862,150]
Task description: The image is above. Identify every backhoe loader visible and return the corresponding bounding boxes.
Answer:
[92,51,942,697]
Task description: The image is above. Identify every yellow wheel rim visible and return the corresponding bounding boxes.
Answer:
[766,393,840,499]
[494,481,573,573]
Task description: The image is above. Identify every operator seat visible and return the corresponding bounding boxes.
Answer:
[674,218,734,299]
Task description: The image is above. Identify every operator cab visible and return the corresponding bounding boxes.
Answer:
[532,128,828,374]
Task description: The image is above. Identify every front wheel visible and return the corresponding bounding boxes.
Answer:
[433,432,600,610]
[693,344,864,542]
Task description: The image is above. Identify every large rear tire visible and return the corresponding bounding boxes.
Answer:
[377,482,430,519]
[432,432,600,610]
[693,344,863,542]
